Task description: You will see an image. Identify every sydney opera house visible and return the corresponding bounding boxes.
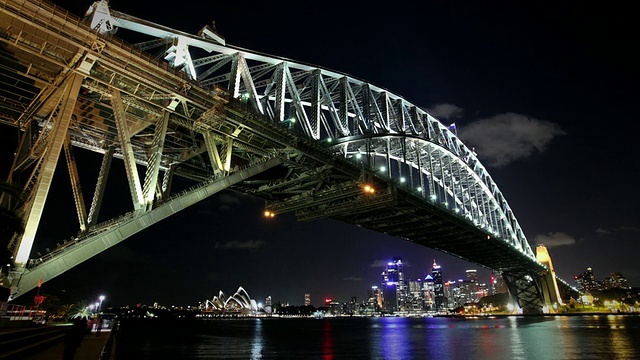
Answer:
[203,286,263,315]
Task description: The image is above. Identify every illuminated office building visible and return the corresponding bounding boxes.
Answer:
[432,259,445,310]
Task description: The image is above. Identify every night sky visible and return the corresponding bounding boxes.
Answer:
[2,1,638,308]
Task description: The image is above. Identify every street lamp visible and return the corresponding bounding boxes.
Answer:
[98,295,105,314]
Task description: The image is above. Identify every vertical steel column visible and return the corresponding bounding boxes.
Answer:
[13,73,84,268]
[229,54,242,99]
[416,146,425,198]
[446,156,457,212]
[339,77,349,136]
[438,153,447,206]
[427,147,436,199]
[311,69,321,138]
[274,63,286,122]
[110,88,144,212]
[63,136,87,232]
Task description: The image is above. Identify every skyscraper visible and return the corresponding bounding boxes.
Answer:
[432,259,445,310]
[466,269,479,302]
[381,257,405,312]
[423,274,435,310]
[304,293,311,306]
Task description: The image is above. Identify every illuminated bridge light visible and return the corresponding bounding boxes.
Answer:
[264,210,276,218]
[416,186,422,192]
[430,194,436,200]
[379,166,386,172]
[363,184,376,194]
[400,177,406,183]
[355,153,362,159]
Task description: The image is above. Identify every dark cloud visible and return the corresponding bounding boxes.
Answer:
[369,259,389,268]
[595,226,640,235]
[459,113,565,167]
[534,232,576,248]
[427,103,464,120]
[214,193,243,212]
[614,226,640,233]
[342,276,362,281]
[214,239,265,250]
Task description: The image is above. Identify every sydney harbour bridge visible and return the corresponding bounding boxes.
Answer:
[0,0,577,313]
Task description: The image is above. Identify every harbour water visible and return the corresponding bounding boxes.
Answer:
[114,315,640,359]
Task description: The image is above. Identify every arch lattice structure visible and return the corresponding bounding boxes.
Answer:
[0,0,579,311]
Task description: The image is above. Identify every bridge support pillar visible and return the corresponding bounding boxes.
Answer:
[536,244,563,310]
[502,270,546,314]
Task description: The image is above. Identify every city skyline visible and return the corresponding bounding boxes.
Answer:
[1,0,638,307]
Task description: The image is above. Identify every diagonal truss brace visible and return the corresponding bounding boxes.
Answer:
[63,136,88,232]
[11,157,283,298]
[87,146,114,227]
[142,111,170,210]
[110,88,145,212]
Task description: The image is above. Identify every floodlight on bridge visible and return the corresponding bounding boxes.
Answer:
[263,210,276,218]
[362,184,376,194]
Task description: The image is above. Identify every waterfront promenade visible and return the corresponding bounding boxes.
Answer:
[24,328,112,360]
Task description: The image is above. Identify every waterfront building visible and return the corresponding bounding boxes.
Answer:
[575,267,597,292]
[477,282,488,298]
[608,272,630,289]
[432,259,445,310]
[367,286,383,313]
[381,257,406,312]
[205,286,259,314]
[494,274,508,294]
[328,301,341,316]
[423,275,435,310]
[407,279,424,311]
[466,269,479,302]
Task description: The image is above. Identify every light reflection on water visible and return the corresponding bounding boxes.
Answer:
[115,315,640,359]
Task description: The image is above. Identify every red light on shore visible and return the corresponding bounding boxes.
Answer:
[325,298,332,304]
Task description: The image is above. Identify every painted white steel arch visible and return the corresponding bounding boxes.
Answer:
[88,1,537,261]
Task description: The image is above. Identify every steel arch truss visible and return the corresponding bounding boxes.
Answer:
[89,2,536,262]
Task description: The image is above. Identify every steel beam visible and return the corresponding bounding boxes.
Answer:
[142,111,170,210]
[63,136,88,232]
[12,73,84,268]
[87,146,114,227]
[11,157,283,298]
[110,88,145,212]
